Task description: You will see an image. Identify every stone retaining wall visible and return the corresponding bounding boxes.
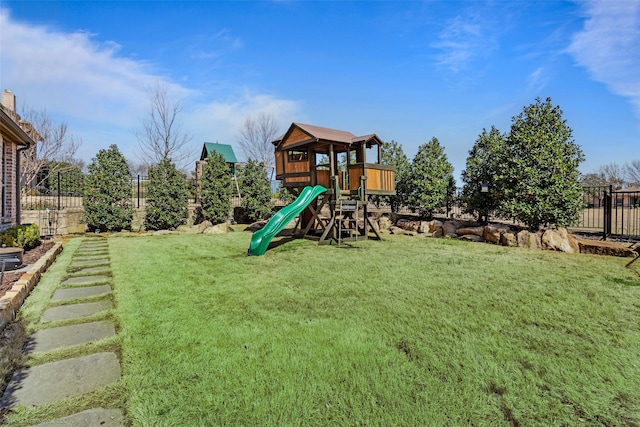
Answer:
[23,207,202,235]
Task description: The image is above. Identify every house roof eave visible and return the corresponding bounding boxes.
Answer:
[0,108,36,147]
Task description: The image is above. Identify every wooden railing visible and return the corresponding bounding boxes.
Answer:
[348,163,395,195]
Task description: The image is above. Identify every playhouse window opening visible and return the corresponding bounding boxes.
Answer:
[288,150,308,162]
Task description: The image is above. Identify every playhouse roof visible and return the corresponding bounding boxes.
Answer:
[201,142,238,163]
[272,123,383,151]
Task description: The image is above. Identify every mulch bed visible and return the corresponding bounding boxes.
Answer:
[0,241,55,299]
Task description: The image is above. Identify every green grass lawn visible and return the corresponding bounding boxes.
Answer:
[104,231,640,426]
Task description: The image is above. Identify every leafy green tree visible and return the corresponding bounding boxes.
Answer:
[238,159,274,222]
[84,144,133,231]
[275,181,295,204]
[197,151,232,224]
[379,140,411,212]
[496,97,584,229]
[144,158,189,230]
[405,137,454,218]
[461,126,506,222]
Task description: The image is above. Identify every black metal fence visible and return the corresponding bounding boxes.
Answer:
[21,171,640,240]
[21,170,85,210]
[575,186,640,240]
[21,172,286,211]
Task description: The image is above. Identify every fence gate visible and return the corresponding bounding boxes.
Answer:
[578,186,640,241]
[38,209,58,238]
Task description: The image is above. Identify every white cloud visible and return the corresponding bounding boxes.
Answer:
[527,67,548,93]
[568,0,640,117]
[0,9,163,124]
[432,10,498,73]
[0,9,300,166]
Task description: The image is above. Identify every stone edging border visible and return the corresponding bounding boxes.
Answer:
[0,242,63,331]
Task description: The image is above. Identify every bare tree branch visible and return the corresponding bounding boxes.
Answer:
[625,160,640,186]
[19,107,81,190]
[135,81,193,170]
[596,162,627,190]
[236,112,279,178]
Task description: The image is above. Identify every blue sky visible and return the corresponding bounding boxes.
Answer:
[1,1,638,180]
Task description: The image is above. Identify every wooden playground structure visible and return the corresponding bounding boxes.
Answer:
[273,123,396,245]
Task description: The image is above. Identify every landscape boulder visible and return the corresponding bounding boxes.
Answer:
[203,223,234,234]
[483,224,504,244]
[388,225,400,235]
[500,232,517,247]
[378,216,393,231]
[176,225,194,233]
[427,220,443,237]
[443,220,462,238]
[541,228,579,253]
[396,219,421,233]
[516,230,542,249]
[194,221,213,233]
[457,226,484,237]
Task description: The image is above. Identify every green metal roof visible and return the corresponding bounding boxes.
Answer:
[201,142,238,163]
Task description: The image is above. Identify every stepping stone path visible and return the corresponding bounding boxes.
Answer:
[0,237,126,425]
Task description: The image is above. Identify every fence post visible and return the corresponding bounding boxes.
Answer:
[137,175,141,209]
[603,185,612,240]
[57,171,61,210]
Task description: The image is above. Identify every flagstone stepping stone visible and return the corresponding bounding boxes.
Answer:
[81,239,108,244]
[70,259,109,268]
[52,285,112,301]
[73,250,109,259]
[42,300,113,323]
[77,246,108,250]
[70,257,109,263]
[62,275,111,286]
[67,266,111,275]
[78,244,108,249]
[75,250,109,256]
[26,321,116,354]
[0,352,121,408]
[31,408,126,427]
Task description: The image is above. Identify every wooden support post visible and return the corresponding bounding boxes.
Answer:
[362,141,367,164]
[310,150,317,186]
[300,194,328,237]
[360,175,368,240]
[319,216,336,245]
[329,144,336,177]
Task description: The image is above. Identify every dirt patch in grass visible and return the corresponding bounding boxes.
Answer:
[0,241,54,299]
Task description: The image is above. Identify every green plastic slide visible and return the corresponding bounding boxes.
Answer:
[248,185,327,256]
